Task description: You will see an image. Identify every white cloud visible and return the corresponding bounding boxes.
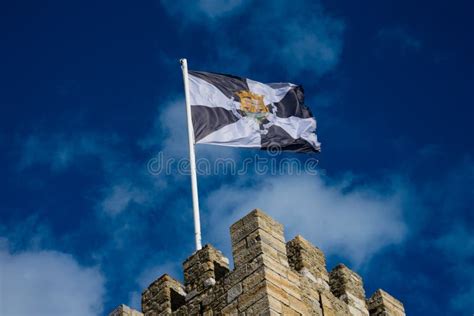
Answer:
[205,174,408,265]
[0,243,105,316]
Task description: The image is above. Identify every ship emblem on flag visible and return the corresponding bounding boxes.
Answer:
[187,70,321,152]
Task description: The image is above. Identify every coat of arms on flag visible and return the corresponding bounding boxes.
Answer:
[188,71,321,152]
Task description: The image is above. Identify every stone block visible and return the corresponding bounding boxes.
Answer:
[231,209,287,268]
[367,289,405,316]
[183,244,230,292]
[141,274,186,315]
[329,264,369,315]
[287,235,329,284]
[227,283,243,303]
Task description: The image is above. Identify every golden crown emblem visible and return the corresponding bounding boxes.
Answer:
[236,90,268,114]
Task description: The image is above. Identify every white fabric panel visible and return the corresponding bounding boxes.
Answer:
[188,74,234,110]
[246,79,294,104]
[197,117,261,147]
[272,117,321,149]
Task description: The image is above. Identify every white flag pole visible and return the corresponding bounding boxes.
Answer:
[180,58,202,251]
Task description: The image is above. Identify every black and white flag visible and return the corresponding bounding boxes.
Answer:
[188,71,321,152]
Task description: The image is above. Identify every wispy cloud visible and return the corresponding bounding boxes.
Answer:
[18,133,119,172]
[433,224,474,311]
[435,224,474,312]
[100,183,153,216]
[260,0,344,76]
[435,225,474,261]
[376,26,422,55]
[205,173,409,265]
[0,241,105,316]
[160,0,249,21]
[160,0,344,77]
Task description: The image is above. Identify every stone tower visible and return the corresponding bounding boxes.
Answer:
[109,209,405,315]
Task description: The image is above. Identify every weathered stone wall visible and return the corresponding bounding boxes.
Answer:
[109,209,405,316]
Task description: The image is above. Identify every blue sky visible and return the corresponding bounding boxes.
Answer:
[0,0,473,315]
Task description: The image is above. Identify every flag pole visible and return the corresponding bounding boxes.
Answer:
[180,58,202,251]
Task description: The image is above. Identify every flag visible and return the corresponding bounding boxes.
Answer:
[188,71,321,153]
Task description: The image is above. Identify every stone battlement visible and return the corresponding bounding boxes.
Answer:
[109,209,405,315]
